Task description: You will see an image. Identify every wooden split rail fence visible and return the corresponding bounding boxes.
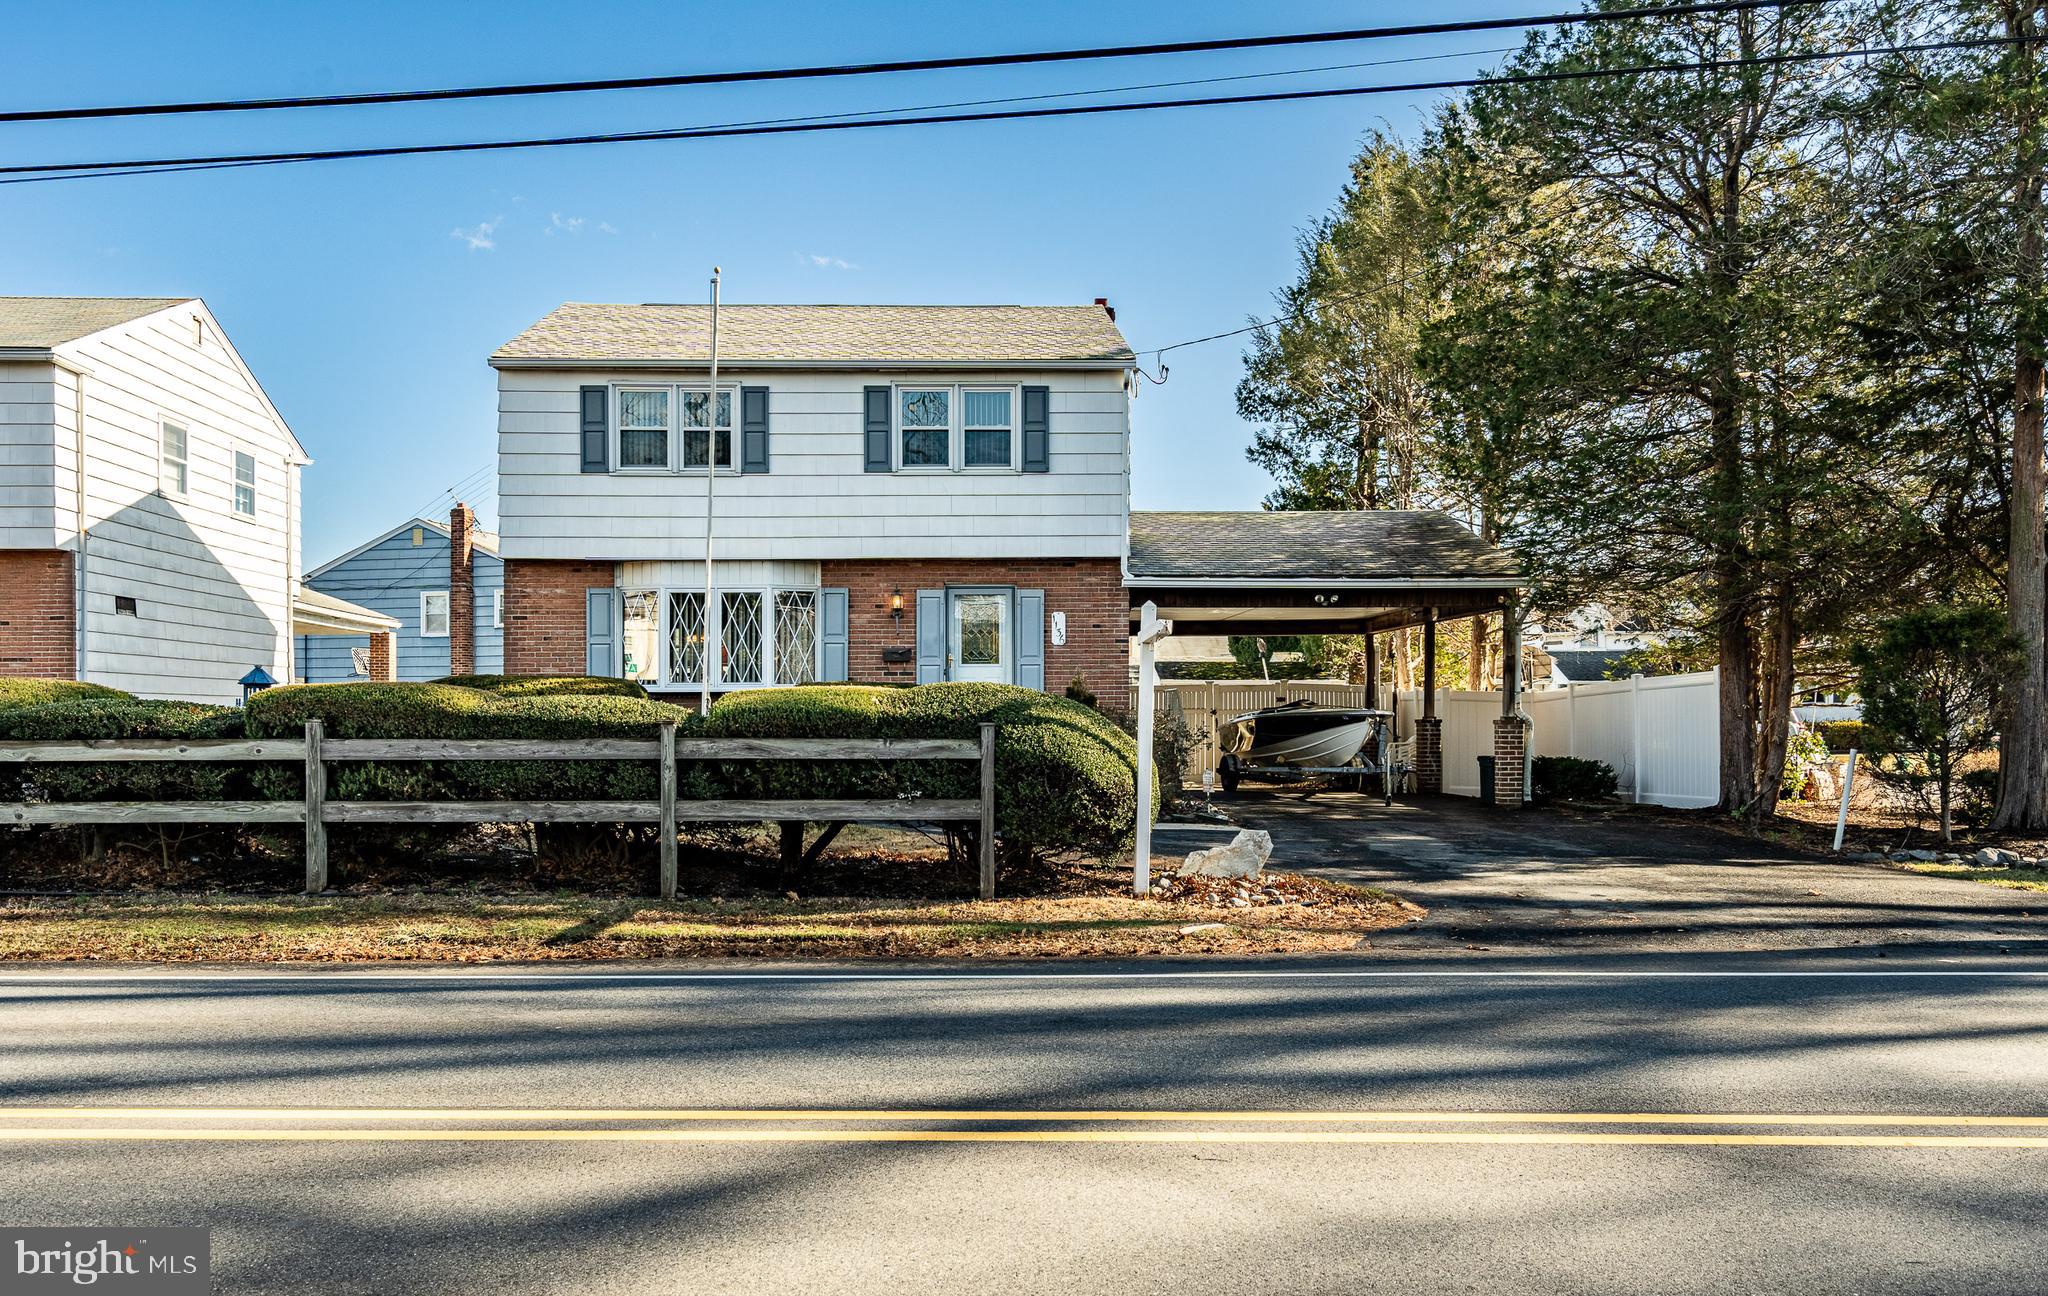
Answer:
[0,721,1001,900]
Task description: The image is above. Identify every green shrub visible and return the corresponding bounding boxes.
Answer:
[433,674,649,699]
[1781,727,1833,799]
[0,678,129,710]
[1530,755,1618,802]
[0,698,247,803]
[1815,720,1865,753]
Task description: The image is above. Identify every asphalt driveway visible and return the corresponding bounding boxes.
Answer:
[1153,792,2048,955]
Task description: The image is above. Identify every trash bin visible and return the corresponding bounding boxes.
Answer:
[1477,755,1496,806]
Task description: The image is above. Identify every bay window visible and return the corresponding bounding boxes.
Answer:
[620,584,819,691]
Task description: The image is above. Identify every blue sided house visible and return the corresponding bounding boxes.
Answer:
[295,504,503,682]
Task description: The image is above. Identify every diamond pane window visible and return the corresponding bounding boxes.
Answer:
[667,592,707,684]
[722,592,764,686]
[958,596,1002,666]
[900,388,949,466]
[775,591,818,685]
[682,390,734,468]
[618,389,670,468]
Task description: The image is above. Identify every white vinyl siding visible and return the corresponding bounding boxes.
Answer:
[496,369,1128,562]
[20,302,304,704]
[420,590,450,637]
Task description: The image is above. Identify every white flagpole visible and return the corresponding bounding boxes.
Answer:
[701,267,721,718]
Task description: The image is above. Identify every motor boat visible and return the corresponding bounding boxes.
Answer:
[1217,701,1391,792]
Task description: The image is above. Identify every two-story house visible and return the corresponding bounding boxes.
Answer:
[489,302,1134,699]
[0,295,394,702]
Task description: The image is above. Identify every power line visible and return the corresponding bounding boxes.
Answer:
[2,36,1997,186]
[0,0,1827,125]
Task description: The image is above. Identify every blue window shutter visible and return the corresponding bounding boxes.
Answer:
[1021,386,1050,473]
[1015,589,1046,690]
[915,589,945,683]
[580,386,609,474]
[741,386,770,473]
[820,587,849,681]
[863,386,892,473]
[585,588,617,677]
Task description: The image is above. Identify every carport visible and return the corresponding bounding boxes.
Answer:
[1126,510,1527,891]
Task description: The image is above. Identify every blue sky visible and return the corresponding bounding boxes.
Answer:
[2,0,1525,562]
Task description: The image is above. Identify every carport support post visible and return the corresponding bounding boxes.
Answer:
[1492,597,1530,810]
[1417,613,1443,794]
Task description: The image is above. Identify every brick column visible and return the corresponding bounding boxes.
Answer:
[368,631,398,682]
[1414,715,1444,794]
[1492,714,1529,809]
[447,503,476,676]
[0,549,76,679]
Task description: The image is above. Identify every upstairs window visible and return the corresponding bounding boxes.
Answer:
[962,389,1013,467]
[682,389,734,469]
[899,388,950,467]
[420,590,450,638]
[617,388,670,468]
[233,451,257,516]
[160,422,189,496]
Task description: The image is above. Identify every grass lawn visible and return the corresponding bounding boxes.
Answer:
[0,877,1422,962]
[1893,861,2048,895]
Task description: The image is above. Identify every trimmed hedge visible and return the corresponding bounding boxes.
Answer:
[1815,719,1865,753]
[0,675,1149,865]
[433,675,650,699]
[0,679,127,710]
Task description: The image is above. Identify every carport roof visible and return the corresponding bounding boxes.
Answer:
[1127,510,1520,583]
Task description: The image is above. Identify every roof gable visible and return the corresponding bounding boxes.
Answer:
[307,516,499,581]
[492,302,1134,367]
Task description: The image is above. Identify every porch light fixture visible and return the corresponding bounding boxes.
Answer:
[891,590,904,631]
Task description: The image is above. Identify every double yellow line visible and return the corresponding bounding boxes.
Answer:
[1,1107,2045,1148]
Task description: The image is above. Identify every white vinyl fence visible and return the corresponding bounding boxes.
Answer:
[1396,668,1721,808]
[1140,670,1721,808]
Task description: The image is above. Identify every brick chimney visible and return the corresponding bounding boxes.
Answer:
[448,502,475,676]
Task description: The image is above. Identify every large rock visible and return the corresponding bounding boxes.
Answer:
[1182,829,1275,879]
[1973,847,2019,869]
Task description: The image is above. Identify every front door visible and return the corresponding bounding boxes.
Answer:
[948,591,1010,683]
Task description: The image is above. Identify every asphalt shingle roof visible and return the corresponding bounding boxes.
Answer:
[0,297,190,348]
[1128,510,1521,582]
[492,303,1134,365]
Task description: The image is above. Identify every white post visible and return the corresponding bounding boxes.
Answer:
[1133,600,1170,896]
[1833,749,1859,852]
[1629,672,1645,804]
[701,267,721,718]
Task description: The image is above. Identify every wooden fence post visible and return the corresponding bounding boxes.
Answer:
[978,722,996,901]
[303,718,326,894]
[659,722,678,902]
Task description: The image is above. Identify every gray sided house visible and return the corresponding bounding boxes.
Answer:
[296,505,502,682]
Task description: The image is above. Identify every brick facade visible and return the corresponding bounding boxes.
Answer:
[818,557,1127,699]
[503,558,613,675]
[448,503,476,676]
[1492,714,1530,809]
[0,549,75,679]
[1413,715,1443,795]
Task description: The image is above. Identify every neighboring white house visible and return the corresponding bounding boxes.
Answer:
[489,301,1134,699]
[0,296,392,703]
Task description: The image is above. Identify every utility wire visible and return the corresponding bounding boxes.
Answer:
[0,36,2001,185]
[0,0,1827,124]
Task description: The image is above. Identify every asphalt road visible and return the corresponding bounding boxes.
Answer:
[2,957,2045,1294]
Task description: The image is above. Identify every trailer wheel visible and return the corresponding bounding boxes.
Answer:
[1218,756,1241,794]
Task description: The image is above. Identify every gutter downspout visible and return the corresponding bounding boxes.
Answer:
[52,355,89,683]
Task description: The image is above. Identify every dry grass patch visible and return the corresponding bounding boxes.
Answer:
[1893,861,2048,895]
[0,878,1421,963]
